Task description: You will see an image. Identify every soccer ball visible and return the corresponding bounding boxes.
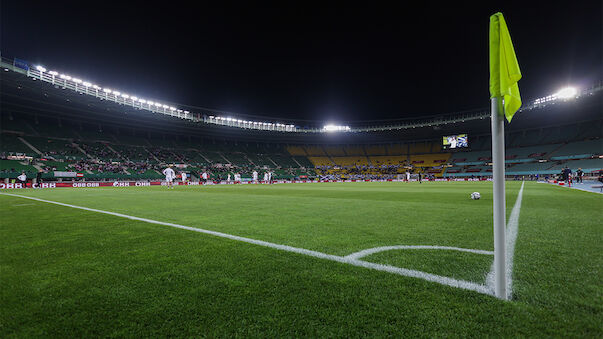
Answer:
[471,192,481,200]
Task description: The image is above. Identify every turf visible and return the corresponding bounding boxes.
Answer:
[0,181,601,337]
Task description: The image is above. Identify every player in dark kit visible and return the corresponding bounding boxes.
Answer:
[562,166,571,182]
[576,168,584,183]
[35,169,43,188]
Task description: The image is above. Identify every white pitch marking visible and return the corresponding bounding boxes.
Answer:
[345,245,493,261]
[1,192,504,297]
[486,181,525,299]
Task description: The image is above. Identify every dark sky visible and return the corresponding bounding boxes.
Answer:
[2,2,601,123]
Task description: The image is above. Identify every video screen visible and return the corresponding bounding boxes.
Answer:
[443,134,468,149]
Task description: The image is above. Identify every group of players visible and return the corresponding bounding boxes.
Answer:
[162,165,274,188]
[561,166,584,186]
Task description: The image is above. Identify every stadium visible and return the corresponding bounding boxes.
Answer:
[1,3,601,338]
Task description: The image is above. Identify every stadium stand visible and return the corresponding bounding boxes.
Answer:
[386,143,408,155]
[304,145,327,156]
[343,145,366,156]
[1,60,601,183]
[1,133,37,157]
[549,139,602,160]
[286,145,307,156]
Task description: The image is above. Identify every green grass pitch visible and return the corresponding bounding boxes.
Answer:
[1,181,601,337]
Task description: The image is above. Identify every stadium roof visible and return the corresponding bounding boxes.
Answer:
[2,57,601,145]
[3,55,601,137]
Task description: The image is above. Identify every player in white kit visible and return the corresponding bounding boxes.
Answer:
[163,165,176,189]
[252,170,258,183]
[181,171,187,183]
[448,136,458,148]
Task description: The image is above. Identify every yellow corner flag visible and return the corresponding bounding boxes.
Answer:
[489,12,522,122]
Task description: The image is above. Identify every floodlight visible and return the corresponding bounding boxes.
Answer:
[60,74,72,80]
[48,71,58,76]
[122,94,129,99]
[35,65,47,72]
[555,87,577,99]
[92,85,101,89]
[184,111,189,113]
[169,106,176,110]
[82,81,91,87]
[103,88,112,93]
[139,99,147,104]
[323,124,351,132]
[112,91,121,96]
[131,96,138,101]
[73,78,82,83]
[162,105,169,109]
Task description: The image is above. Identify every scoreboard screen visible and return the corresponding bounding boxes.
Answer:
[443,134,468,149]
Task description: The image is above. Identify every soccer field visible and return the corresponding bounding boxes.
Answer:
[1,181,601,337]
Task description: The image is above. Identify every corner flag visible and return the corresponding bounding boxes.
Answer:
[489,12,522,122]
[489,12,522,300]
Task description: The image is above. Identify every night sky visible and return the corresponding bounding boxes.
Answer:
[2,2,601,123]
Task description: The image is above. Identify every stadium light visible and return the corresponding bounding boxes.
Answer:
[112,91,121,96]
[323,124,351,132]
[103,88,112,93]
[82,81,91,87]
[554,86,578,99]
[48,71,58,76]
[534,86,579,105]
[73,78,82,83]
[35,65,47,72]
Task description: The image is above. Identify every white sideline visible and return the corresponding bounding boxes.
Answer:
[486,181,525,299]
[1,190,527,298]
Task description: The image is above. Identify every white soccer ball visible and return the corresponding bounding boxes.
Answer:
[471,192,481,200]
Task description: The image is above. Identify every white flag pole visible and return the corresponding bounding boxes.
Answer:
[491,96,507,300]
